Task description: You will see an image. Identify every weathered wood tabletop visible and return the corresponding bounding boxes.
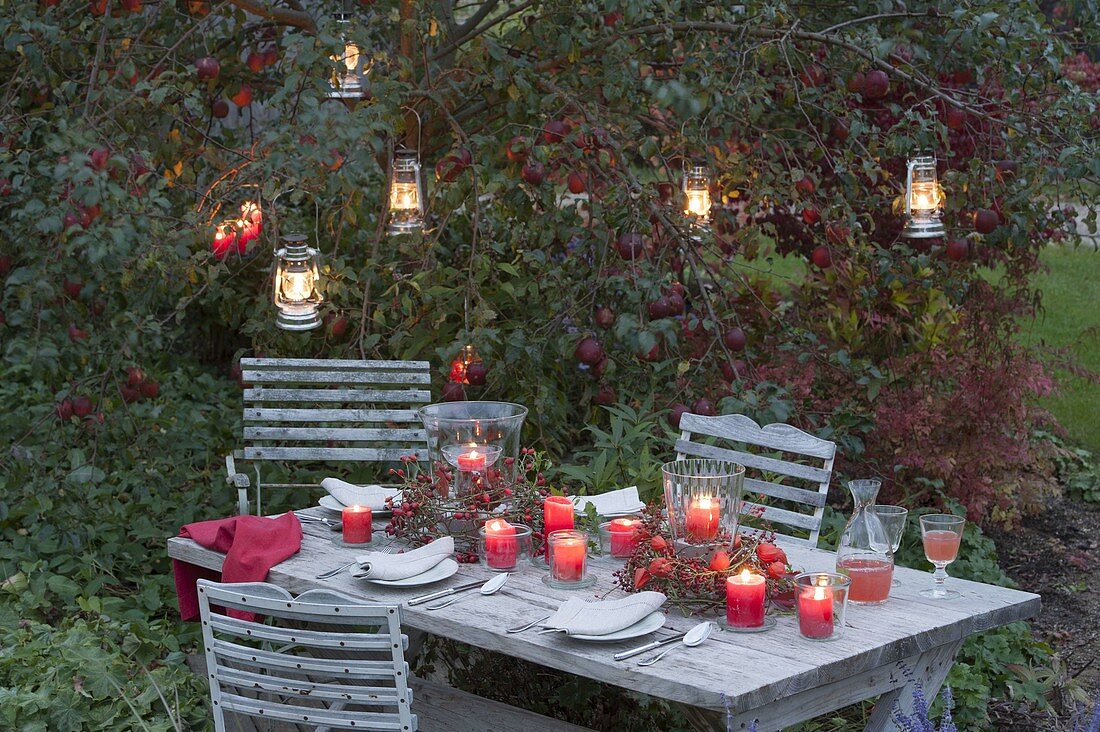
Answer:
[168,512,1039,732]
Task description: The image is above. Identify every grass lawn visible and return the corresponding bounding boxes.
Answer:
[1022,246,1100,452]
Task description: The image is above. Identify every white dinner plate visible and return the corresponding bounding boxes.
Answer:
[349,558,460,587]
[569,611,667,642]
[319,494,395,516]
[572,500,646,518]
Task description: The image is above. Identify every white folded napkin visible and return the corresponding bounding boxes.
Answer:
[541,591,667,636]
[321,478,400,511]
[354,537,454,581]
[572,486,645,516]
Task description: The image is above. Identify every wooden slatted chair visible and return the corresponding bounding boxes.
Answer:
[674,413,837,546]
[226,358,432,515]
[197,580,416,732]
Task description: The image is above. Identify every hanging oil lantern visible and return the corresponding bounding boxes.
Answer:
[683,163,712,226]
[387,147,426,235]
[449,344,481,384]
[901,153,946,239]
[327,12,367,100]
[273,234,322,331]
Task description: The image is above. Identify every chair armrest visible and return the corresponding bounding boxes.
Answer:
[225,453,251,488]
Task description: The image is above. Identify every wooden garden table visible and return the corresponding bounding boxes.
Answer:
[168,512,1039,731]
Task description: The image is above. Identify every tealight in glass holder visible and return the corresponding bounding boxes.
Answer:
[597,517,643,559]
[441,443,503,498]
[478,519,532,572]
[544,529,595,589]
[795,572,851,642]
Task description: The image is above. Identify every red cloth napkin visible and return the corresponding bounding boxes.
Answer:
[173,513,302,621]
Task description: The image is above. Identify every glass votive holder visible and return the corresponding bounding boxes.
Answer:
[720,568,776,633]
[544,529,595,589]
[478,520,532,572]
[597,517,643,559]
[795,572,851,642]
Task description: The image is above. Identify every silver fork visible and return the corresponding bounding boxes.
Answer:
[315,542,401,579]
[508,614,552,633]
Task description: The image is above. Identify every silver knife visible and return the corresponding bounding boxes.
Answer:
[407,580,484,606]
[613,633,686,662]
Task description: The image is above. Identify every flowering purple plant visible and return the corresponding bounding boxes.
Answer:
[892,684,957,732]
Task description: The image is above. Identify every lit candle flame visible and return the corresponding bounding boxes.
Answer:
[740,567,752,582]
[390,181,419,211]
[696,496,714,509]
[813,585,827,601]
[685,188,710,218]
[281,269,315,302]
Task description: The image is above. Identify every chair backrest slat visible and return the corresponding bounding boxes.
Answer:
[218,692,410,731]
[675,413,836,546]
[216,667,409,706]
[198,580,416,732]
[207,612,399,651]
[244,407,422,423]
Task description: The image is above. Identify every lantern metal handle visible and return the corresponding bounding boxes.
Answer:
[268,187,322,256]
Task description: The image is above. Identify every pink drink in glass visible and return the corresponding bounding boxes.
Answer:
[923,530,961,563]
[836,558,894,604]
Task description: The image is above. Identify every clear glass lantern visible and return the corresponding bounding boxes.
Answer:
[327,13,367,100]
[418,401,528,484]
[683,164,712,225]
[901,154,946,239]
[387,148,426,234]
[273,234,323,331]
[662,458,745,549]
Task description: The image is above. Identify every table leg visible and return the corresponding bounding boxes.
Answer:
[863,639,964,732]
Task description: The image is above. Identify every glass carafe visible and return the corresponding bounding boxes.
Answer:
[835,479,894,605]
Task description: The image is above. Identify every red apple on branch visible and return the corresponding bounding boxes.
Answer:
[521,161,545,185]
[574,337,604,366]
[195,56,220,82]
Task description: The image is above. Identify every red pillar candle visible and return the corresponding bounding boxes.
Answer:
[550,535,587,582]
[543,495,575,534]
[726,568,766,628]
[608,518,641,558]
[685,496,720,541]
[457,447,487,472]
[798,581,834,639]
[484,518,518,570]
[342,505,372,544]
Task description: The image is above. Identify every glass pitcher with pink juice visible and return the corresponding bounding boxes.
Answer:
[835,479,894,605]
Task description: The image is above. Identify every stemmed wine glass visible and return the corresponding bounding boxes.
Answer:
[871,505,908,587]
[919,514,965,599]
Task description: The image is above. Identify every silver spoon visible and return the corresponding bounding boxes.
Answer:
[637,621,713,666]
[426,573,509,610]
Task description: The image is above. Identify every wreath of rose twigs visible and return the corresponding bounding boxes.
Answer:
[383,448,562,562]
[614,505,799,615]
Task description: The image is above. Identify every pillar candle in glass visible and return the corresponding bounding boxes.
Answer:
[483,518,518,570]
[725,568,766,628]
[685,496,721,542]
[549,530,587,583]
[608,518,641,558]
[457,447,487,472]
[795,572,850,641]
[342,505,372,544]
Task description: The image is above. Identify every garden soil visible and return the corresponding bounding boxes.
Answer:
[988,495,1100,728]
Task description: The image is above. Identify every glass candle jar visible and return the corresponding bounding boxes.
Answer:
[598,518,642,559]
[478,520,532,572]
[795,572,851,641]
[545,529,594,589]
